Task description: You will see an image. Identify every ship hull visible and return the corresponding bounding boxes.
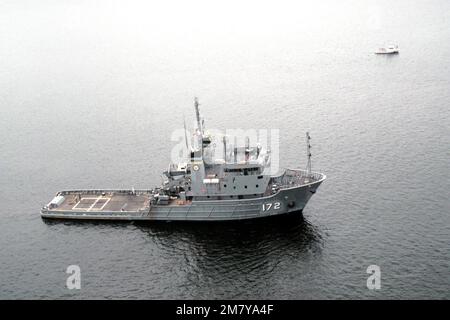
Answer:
[41,180,324,222]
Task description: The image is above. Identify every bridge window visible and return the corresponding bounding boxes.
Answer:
[225,167,259,173]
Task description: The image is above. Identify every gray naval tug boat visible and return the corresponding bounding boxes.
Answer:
[41,99,326,221]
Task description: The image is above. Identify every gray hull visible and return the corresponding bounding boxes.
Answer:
[41,181,322,221]
[41,180,323,222]
[41,168,325,222]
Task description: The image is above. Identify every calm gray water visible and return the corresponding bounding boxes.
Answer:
[0,0,449,299]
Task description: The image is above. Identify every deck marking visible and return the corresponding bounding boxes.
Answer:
[72,200,82,210]
[71,196,110,211]
[87,196,102,212]
[72,198,97,210]
[97,198,110,211]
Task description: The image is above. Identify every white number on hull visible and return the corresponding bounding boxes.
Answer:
[262,202,281,211]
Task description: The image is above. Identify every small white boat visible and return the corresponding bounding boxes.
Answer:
[375,44,399,54]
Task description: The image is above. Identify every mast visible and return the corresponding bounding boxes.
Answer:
[245,136,250,162]
[183,115,189,152]
[306,132,312,175]
[192,97,203,160]
[194,97,202,134]
[223,136,227,162]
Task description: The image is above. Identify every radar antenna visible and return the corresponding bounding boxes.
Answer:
[306,132,312,175]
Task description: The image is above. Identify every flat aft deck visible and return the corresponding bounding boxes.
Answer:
[48,192,150,213]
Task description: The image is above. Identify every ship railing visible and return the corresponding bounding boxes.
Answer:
[57,189,154,196]
[271,169,325,187]
[285,169,324,180]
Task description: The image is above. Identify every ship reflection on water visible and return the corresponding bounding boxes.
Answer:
[137,214,325,298]
[42,214,324,298]
[136,213,324,255]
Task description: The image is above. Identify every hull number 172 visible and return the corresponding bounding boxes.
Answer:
[262,202,281,211]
